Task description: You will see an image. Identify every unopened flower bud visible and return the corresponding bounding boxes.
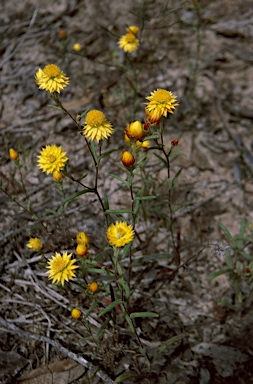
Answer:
[53,170,63,181]
[71,308,82,319]
[121,151,135,167]
[9,148,19,160]
[88,282,99,294]
[76,243,88,258]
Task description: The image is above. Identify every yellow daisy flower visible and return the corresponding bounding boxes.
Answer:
[145,89,179,120]
[46,251,78,286]
[83,110,113,141]
[71,308,82,319]
[125,120,145,141]
[26,237,43,252]
[35,64,69,93]
[118,33,139,53]
[107,221,134,248]
[37,145,68,175]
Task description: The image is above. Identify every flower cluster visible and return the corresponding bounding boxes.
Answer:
[118,25,139,53]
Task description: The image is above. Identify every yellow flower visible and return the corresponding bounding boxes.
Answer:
[83,110,113,141]
[9,148,19,160]
[35,64,69,93]
[107,221,134,247]
[145,89,179,120]
[76,244,88,258]
[121,151,135,167]
[136,140,149,149]
[118,33,139,53]
[71,308,82,319]
[88,282,99,294]
[126,25,139,35]
[37,145,68,174]
[46,251,78,286]
[73,43,81,51]
[76,231,90,246]
[26,237,43,252]
[52,170,63,181]
[125,121,145,141]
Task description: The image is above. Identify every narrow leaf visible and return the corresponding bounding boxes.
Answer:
[130,311,159,319]
[98,299,123,317]
[209,268,233,280]
[153,334,186,360]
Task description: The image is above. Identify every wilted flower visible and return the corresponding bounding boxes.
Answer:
[107,221,134,247]
[46,251,78,286]
[83,110,113,141]
[35,64,69,93]
[37,145,68,174]
[26,237,43,252]
[145,89,179,121]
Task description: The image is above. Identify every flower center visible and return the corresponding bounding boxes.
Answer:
[48,154,56,163]
[116,228,126,239]
[43,64,61,78]
[154,90,170,103]
[86,110,106,126]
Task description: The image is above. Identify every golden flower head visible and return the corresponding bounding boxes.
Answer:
[71,308,82,319]
[83,110,113,141]
[53,170,63,181]
[46,251,78,286]
[35,64,69,93]
[121,151,135,167]
[125,120,145,141]
[37,145,68,175]
[88,282,99,294]
[76,244,88,258]
[76,231,90,246]
[118,33,139,53]
[145,89,179,120]
[9,148,19,160]
[73,43,81,51]
[107,221,134,248]
[136,140,149,149]
[26,237,43,252]
[126,25,139,35]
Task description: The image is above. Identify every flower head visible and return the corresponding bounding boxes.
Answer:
[125,121,145,141]
[76,231,90,246]
[71,308,82,319]
[83,110,113,141]
[35,64,69,93]
[145,89,179,120]
[88,282,99,294]
[107,221,134,247]
[121,151,135,167]
[126,25,139,35]
[73,43,81,51]
[46,251,78,286]
[26,237,43,252]
[53,170,63,181]
[76,244,88,258]
[9,148,19,160]
[118,33,139,53]
[37,145,68,174]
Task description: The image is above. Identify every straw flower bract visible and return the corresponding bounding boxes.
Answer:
[76,231,90,246]
[118,33,139,53]
[37,145,68,174]
[46,251,78,286]
[26,237,43,252]
[145,89,179,120]
[83,110,113,141]
[125,121,145,141]
[88,282,99,294]
[76,244,88,258]
[9,148,19,160]
[121,151,135,167]
[53,170,63,181]
[35,64,69,93]
[107,221,134,247]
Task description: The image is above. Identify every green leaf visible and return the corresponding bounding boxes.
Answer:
[121,308,135,333]
[118,277,131,299]
[63,189,94,209]
[154,152,167,167]
[133,195,156,201]
[105,208,133,214]
[121,241,132,259]
[240,251,253,261]
[153,334,186,360]
[98,299,123,317]
[77,173,88,181]
[109,173,129,188]
[209,268,234,281]
[96,318,110,339]
[115,372,139,383]
[130,311,159,319]
[168,168,183,191]
[90,140,99,164]
[143,133,159,141]
[82,300,98,321]
[100,149,118,158]
[218,221,233,242]
[131,253,173,266]
[47,104,62,110]
[169,151,186,160]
